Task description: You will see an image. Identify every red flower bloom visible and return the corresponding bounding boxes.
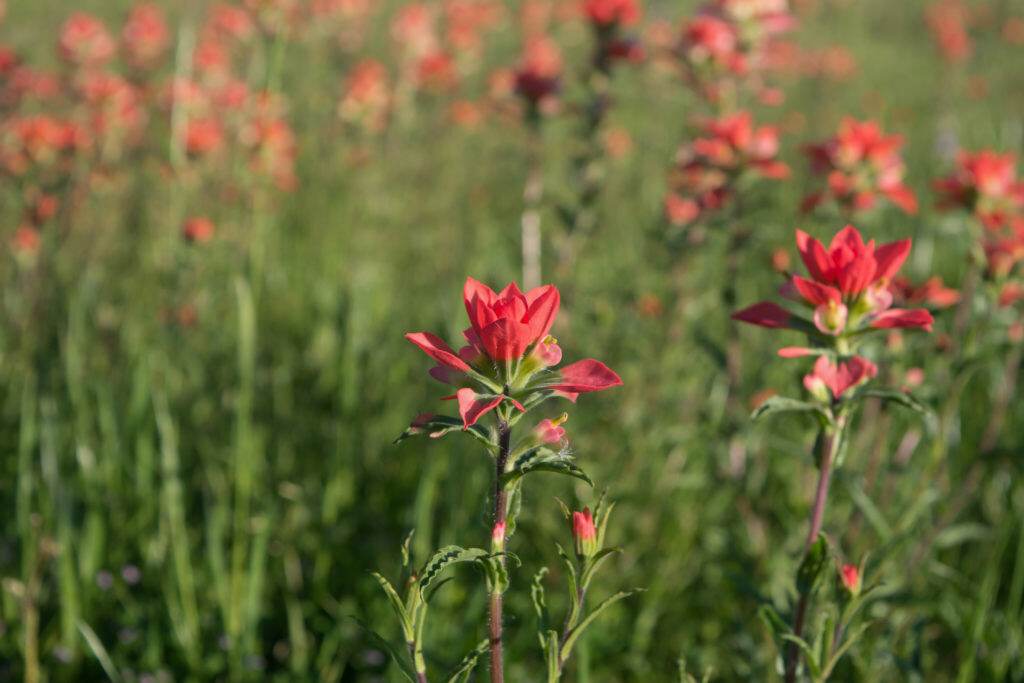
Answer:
[890,276,960,309]
[182,217,215,243]
[581,0,640,28]
[934,149,1024,231]
[514,35,562,105]
[733,225,934,337]
[59,13,116,67]
[803,355,877,400]
[802,117,917,217]
[122,3,169,70]
[406,278,621,428]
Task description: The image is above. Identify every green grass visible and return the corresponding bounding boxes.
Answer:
[1,0,1023,680]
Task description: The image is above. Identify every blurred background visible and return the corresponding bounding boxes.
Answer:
[1,0,1023,680]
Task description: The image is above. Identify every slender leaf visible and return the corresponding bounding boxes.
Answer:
[419,546,489,594]
[751,396,833,427]
[780,634,823,680]
[561,589,644,662]
[348,617,417,682]
[371,572,413,641]
[446,639,489,683]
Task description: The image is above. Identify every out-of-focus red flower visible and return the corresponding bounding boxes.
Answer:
[415,51,458,91]
[1,115,86,175]
[514,34,562,105]
[934,149,1024,231]
[12,226,41,255]
[1004,17,1024,45]
[240,113,297,190]
[681,15,743,71]
[803,355,877,400]
[185,117,224,156]
[890,276,960,309]
[59,13,117,67]
[926,0,971,62]
[733,225,934,336]
[449,100,484,127]
[339,59,390,132]
[802,117,917,217]
[581,0,641,28]
[78,73,147,143]
[122,3,168,70]
[391,3,438,60]
[205,3,256,42]
[182,216,215,243]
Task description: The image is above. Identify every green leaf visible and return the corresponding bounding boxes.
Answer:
[78,620,122,683]
[822,620,874,678]
[561,589,644,663]
[446,638,489,683]
[348,616,417,682]
[852,388,935,423]
[532,568,551,652]
[546,630,561,683]
[394,415,494,450]
[371,572,413,641]
[418,546,489,594]
[796,534,830,595]
[580,547,622,589]
[401,529,414,569]
[758,604,788,642]
[474,555,511,595]
[501,447,593,488]
[751,396,833,427]
[780,634,822,680]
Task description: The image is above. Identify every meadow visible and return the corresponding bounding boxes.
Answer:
[1,0,1023,680]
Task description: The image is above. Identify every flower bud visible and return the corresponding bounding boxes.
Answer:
[572,508,597,559]
[491,521,506,553]
[838,563,861,597]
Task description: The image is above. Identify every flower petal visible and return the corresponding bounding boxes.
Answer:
[731,301,794,329]
[792,276,842,305]
[873,239,911,283]
[406,332,471,371]
[456,388,503,429]
[869,308,934,331]
[524,285,560,343]
[796,229,833,282]
[551,359,622,393]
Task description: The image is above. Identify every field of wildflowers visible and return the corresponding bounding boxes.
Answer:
[2,0,1024,680]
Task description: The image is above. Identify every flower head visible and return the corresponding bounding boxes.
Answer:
[406,278,621,428]
[838,563,861,596]
[803,355,877,401]
[802,118,917,217]
[934,149,1024,231]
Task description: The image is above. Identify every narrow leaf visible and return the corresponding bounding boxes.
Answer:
[561,589,644,662]
[796,534,830,595]
[532,568,551,652]
[751,396,833,425]
[419,546,489,594]
[348,617,417,682]
[371,572,413,641]
[446,638,489,683]
[780,634,823,679]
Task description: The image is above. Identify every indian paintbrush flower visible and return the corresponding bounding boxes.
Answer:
[406,277,622,428]
[838,563,861,597]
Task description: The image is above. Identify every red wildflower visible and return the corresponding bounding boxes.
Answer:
[581,0,640,28]
[182,217,215,243]
[934,149,1024,231]
[514,35,562,105]
[734,225,934,337]
[802,117,917,217]
[890,276,960,309]
[122,3,169,70]
[803,355,877,400]
[339,59,390,132]
[406,278,621,428]
[59,13,116,67]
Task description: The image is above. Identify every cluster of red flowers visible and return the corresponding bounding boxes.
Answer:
[673,0,796,106]
[1,3,300,255]
[935,150,1024,302]
[926,0,972,62]
[733,225,934,402]
[801,117,918,217]
[665,110,788,226]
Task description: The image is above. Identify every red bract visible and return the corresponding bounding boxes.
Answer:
[890,276,960,309]
[582,0,640,28]
[934,149,1024,231]
[803,355,877,400]
[802,117,918,217]
[339,59,390,132]
[464,277,559,362]
[122,3,169,70]
[733,226,934,338]
[406,278,621,428]
[572,508,597,557]
[514,35,562,105]
[59,13,116,67]
[182,217,215,243]
[839,563,861,595]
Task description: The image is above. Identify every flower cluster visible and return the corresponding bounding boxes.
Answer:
[674,0,795,106]
[664,110,788,226]
[801,117,918,217]
[733,225,933,402]
[406,278,621,429]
